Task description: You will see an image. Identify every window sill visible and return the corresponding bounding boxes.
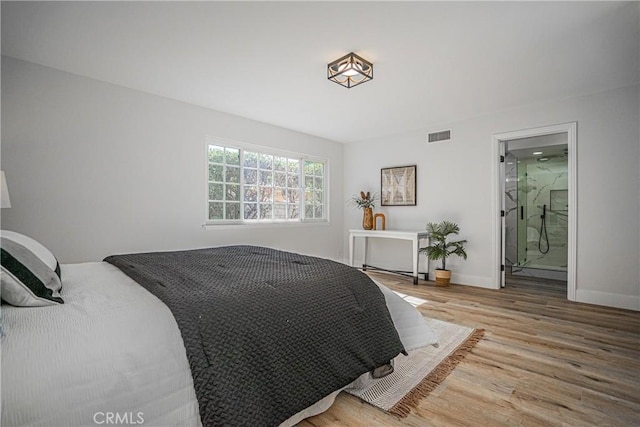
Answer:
[202,220,330,230]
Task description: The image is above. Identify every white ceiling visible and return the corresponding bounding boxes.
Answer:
[2,1,638,143]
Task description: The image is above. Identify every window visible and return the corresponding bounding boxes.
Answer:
[207,140,327,224]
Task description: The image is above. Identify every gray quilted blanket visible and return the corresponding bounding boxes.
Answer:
[104,245,404,426]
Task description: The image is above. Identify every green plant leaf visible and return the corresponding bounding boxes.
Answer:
[420,220,468,270]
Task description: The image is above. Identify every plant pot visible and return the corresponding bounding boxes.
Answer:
[434,269,451,287]
[362,207,374,230]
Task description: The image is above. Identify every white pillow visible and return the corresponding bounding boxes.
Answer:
[1,230,63,306]
[373,280,438,351]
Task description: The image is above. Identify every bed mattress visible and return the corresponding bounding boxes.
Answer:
[1,260,437,426]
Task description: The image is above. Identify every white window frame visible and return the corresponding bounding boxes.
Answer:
[204,137,329,226]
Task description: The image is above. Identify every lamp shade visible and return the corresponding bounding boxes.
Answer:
[327,52,373,88]
[1,171,12,208]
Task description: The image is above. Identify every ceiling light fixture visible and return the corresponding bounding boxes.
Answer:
[533,151,543,155]
[327,52,373,89]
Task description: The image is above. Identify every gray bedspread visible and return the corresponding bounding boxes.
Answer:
[104,245,405,426]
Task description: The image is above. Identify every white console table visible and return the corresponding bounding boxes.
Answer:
[348,229,430,285]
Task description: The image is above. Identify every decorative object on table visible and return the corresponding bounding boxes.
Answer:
[327,52,373,89]
[362,206,374,230]
[381,165,417,206]
[350,191,378,230]
[373,213,386,230]
[419,220,467,287]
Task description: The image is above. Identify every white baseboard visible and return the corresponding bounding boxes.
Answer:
[575,289,640,311]
[340,256,639,311]
[450,273,497,289]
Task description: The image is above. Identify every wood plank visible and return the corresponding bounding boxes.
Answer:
[300,272,640,426]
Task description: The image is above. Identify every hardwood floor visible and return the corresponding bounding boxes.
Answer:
[299,272,640,426]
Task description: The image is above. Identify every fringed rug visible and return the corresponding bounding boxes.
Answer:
[345,318,484,417]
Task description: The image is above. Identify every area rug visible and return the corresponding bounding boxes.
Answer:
[345,318,485,417]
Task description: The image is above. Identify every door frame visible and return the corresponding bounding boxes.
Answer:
[492,122,577,300]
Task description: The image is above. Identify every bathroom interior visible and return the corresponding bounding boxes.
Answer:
[504,133,569,284]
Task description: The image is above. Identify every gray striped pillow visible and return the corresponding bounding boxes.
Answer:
[1,231,63,306]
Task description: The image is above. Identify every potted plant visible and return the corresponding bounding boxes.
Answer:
[349,191,378,230]
[420,220,467,287]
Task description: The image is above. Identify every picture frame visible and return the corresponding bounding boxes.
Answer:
[381,165,417,206]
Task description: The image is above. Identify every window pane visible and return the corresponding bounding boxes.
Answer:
[244,186,257,202]
[244,151,258,168]
[209,183,224,201]
[225,166,240,183]
[225,148,240,165]
[274,203,287,219]
[226,202,240,220]
[244,168,257,185]
[259,153,273,170]
[314,162,323,176]
[259,203,272,219]
[314,191,323,204]
[304,176,314,190]
[274,187,286,203]
[288,159,299,174]
[209,164,223,182]
[274,157,287,172]
[274,172,286,187]
[244,203,257,219]
[259,187,272,202]
[209,202,224,220]
[315,205,323,218]
[288,205,299,219]
[314,177,323,190]
[287,174,299,188]
[208,145,224,163]
[259,170,273,186]
[226,184,240,201]
[287,189,299,203]
[304,161,315,175]
[304,204,314,219]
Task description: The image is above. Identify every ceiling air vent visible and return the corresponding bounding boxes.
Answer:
[427,129,451,143]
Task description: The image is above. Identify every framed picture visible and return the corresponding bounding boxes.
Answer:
[381,165,417,206]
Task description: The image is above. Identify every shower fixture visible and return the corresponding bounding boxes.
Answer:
[538,204,550,254]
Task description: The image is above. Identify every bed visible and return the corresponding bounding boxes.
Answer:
[1,231,438,426]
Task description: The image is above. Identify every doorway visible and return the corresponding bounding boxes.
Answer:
[493,123,577,301]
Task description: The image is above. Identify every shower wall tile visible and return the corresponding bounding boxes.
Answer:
[523,157,568,270]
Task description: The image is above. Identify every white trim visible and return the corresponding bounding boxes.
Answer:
[450,274,496,289]
[492,122,577,300]
[576,289,640,311]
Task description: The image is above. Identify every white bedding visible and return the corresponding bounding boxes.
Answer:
[1,261,437,426]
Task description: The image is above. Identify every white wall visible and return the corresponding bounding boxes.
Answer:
[1,57,345,263]
[344,84,640,311]
[3,56,638,311]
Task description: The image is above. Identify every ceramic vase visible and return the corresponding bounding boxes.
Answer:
[362,207,374,230]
